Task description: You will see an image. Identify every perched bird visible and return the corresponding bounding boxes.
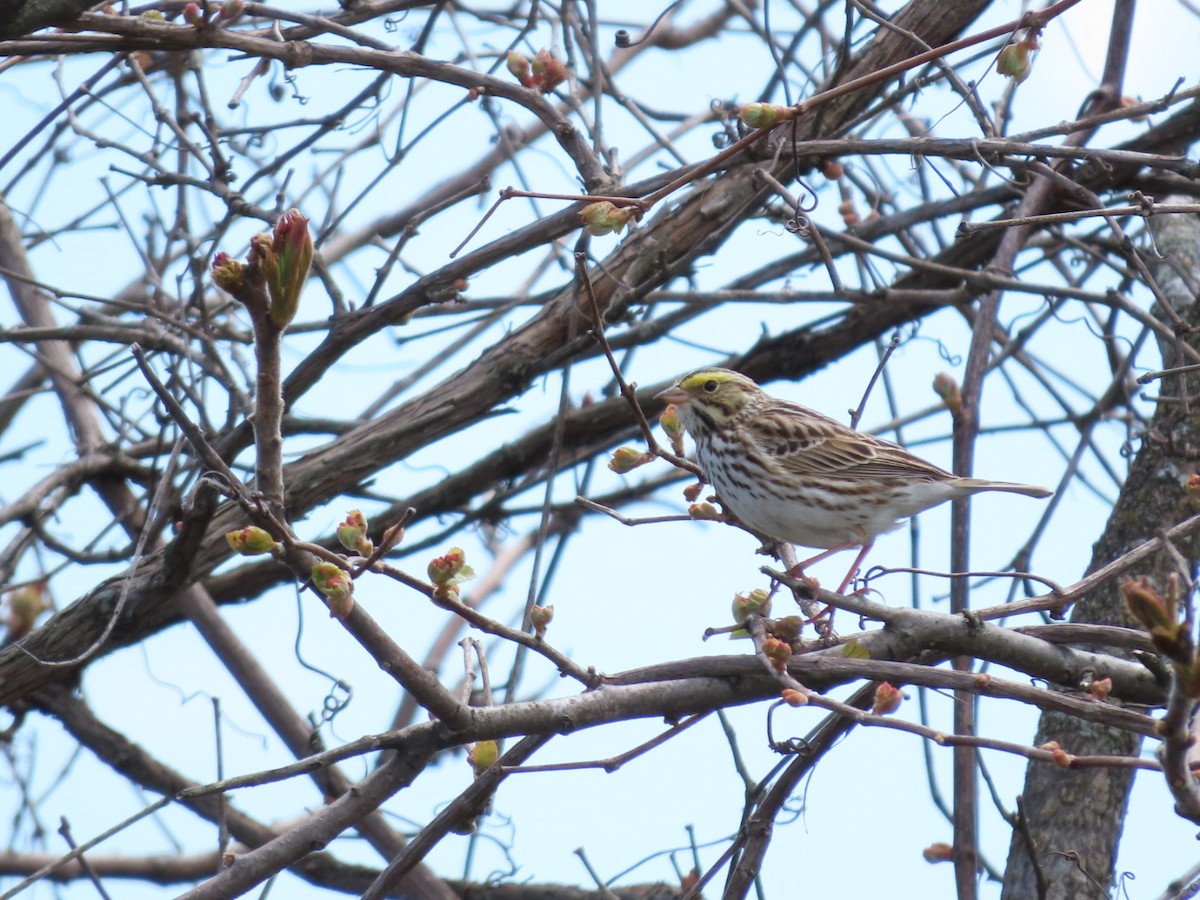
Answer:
[656,367,1052,593]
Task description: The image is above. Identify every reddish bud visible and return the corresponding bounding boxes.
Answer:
[780,688,808,707]
[871,681,904,715]
[1118,95,1148,122]
[682,482,704,502]
[1087,676,1112,701]
[923,843,954,863]
[531,49,567,93]
[1187,473,1200,498]
[762,636,791,672]
[819,158,844,179]
[688,502,720,521]
[183,2,205,26]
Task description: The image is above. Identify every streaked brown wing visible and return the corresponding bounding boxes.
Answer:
[749,402,951,481]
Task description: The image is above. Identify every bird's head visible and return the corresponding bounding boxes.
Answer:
[656,368,761,427]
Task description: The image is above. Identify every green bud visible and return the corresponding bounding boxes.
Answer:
[4,583,48,641]
[579,201,637,237]
[659,404,685,456]
[506,50,531,85]
[997,33,1038,83]
[932,372,962,415]
[1122,577,1174,632]
[608,445,654,474]
[739,102,792,129]
[428,547,475,590]
[312,561,354,618]
[731,588,772,625]
[336,509,373,555]
[225,525,278,555]
[211,252,248,296]
[266,209,312,328]
[530,604,554,639]
[688,502,720,521]
[467,739,499,776]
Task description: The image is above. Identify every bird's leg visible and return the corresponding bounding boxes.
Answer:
[783,543,860,633]
[786,544,852,580]
[834,541,874,595]
[786,541,875,635]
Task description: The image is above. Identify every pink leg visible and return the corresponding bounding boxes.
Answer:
[789,543,854,573]
[786,542,874,594]
[835,541,874,594]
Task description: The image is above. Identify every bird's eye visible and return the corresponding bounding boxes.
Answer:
[703,380,718,393]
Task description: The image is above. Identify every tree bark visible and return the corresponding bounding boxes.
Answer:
[1002,202,1200,897]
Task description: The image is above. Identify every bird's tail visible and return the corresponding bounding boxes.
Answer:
[958,478,1053,499]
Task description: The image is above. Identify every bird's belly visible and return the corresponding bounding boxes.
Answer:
[724,491,890,549]
[707,470,934,549]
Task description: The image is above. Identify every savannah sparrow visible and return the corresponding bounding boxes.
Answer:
[656,368,1052,593]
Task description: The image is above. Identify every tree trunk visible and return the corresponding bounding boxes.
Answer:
[1001,202,1200,896]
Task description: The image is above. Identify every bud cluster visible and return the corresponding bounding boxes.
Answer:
[212,209,313,330]
[506,49,567,93]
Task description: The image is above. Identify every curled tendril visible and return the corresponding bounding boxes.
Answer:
[614,0,685,47]
[306,680,353,729]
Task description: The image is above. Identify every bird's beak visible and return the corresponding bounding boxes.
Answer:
[655,385,689,405]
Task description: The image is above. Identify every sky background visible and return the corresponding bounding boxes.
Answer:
[2,1,1199,897]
